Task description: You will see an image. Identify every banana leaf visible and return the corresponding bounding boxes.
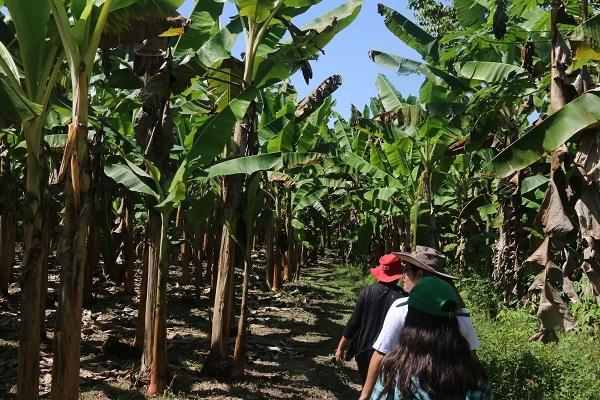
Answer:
[454,0,488,29]
[174,0,223,56]
[458,61,525,83]
[205,152,324,177]
[489,91,600,178]
[377,4,438,62]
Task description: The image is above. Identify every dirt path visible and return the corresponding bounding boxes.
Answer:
[0,254,362,399]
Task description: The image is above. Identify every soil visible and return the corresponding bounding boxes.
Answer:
[0,253,362,399]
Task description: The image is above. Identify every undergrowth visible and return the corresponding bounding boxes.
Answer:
[460,276,600,400]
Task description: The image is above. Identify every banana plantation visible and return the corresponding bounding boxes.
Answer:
[0,0,599,399]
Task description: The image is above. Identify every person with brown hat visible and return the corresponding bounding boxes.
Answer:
[359,246,480,400]
[335,254,409,385]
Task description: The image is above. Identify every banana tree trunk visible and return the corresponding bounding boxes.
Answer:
[265,209,274,289]
[492,172,521,301]
[210,210,223,301]
[141,209,161,375]
[181,228,192,284]
[84,223,100,306]
[193,222,208,294]
[0,137,16,297]
[284,188,297,282]
[134,227,150,351]
[231,240,252,377]
[209,115,249,365]
[50,67,91,400]
[17,117,49,400]
[148,210,171,394]
[122,194,135,294]
[272,197,283,291]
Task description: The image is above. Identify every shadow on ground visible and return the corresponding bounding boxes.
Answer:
[0,253,361,399]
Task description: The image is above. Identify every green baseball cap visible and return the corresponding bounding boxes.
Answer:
[407,276,459,318]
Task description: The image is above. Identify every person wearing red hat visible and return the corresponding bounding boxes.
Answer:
[335,254,408,385]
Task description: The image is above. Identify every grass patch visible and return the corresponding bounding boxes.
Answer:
[461,277,600,400]
[330,263,375,305]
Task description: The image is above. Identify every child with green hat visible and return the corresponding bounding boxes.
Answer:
[369,277,493,400]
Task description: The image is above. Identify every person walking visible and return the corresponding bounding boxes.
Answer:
[335,254,408,385]
[360,246,480,399]
[369,276,492,399]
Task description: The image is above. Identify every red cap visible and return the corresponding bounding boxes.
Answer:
[370,253,405,282]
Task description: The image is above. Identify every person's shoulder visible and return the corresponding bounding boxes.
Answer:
[391,296,409,308]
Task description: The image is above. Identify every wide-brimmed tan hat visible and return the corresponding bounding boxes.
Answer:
[393,246,456,280]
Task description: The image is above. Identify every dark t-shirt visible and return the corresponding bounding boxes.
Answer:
[343,281,407,359]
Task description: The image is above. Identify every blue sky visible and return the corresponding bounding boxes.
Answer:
[178,0,424,116]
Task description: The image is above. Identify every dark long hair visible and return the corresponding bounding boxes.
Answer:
[380,307,488,397]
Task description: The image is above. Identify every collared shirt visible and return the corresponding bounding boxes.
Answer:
[343,282,407,359]
[373,298,480,354]
[370,376,494,400]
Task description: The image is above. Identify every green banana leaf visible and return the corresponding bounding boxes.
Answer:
[370,51,422,75]
[174,0,223,56]
[237,0,276,24]
[0,41,20,84]
[370,50,468,91]
[300,0,363,50]
[205,152,324,177]
[341,152,403,189]
[489,91,600,178]
[375,74,408,112]
[293,188,328,215]
[254,0,362,88]
[197,17,243,68]
[458,61,525,83]
[6,0,50,97]
[183,87,258,173]
[0,77,43,125]
[104,162,159,198]
[377,4,438,62]
[454,0,488,29]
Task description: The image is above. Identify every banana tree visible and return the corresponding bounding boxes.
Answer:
[486,3,600,341]
[0,2,64,399]
[46,0,190,397]
[191,0,364,370]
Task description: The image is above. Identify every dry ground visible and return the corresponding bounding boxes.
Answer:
[0,253,362,399]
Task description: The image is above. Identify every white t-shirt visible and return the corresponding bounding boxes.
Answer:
[372,297,480,354]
